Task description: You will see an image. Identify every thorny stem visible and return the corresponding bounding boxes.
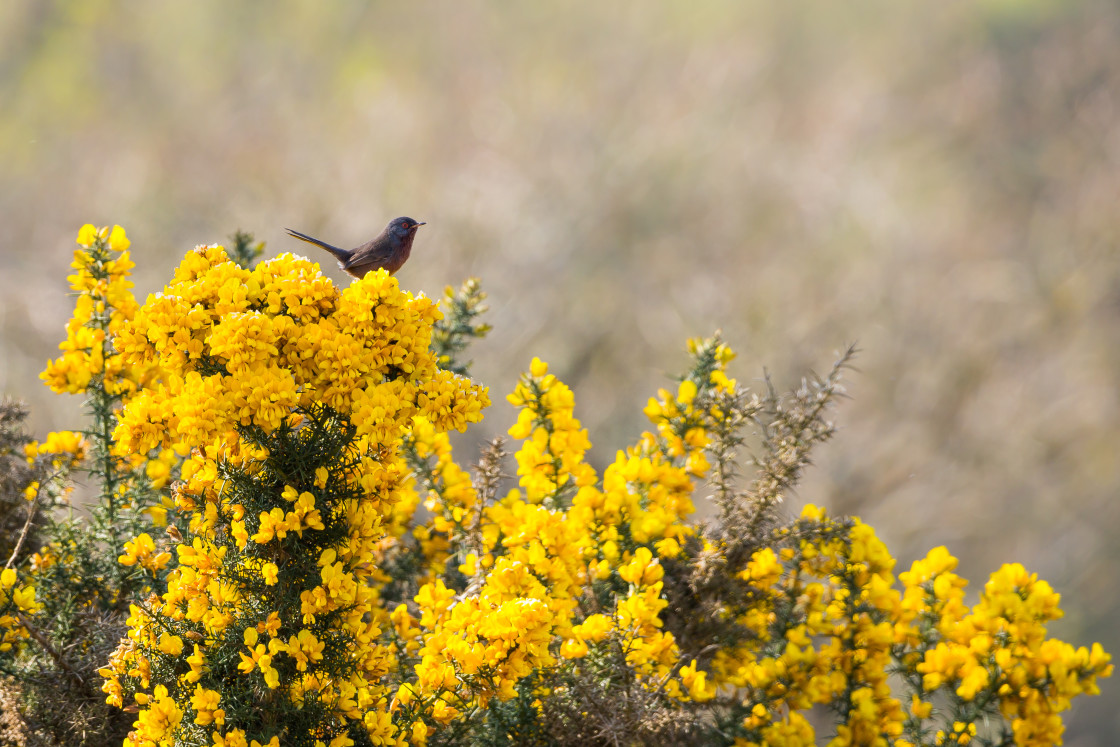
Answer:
[743,344,857,539]
[82,237,125,526]
[4,487,40,570]
[1,454,67,573]
[705,387,758,529]
[468,437,506,580]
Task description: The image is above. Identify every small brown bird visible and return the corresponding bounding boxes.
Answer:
[285,217,425,278]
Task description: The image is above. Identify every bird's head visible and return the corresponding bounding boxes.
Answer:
[387,217,425,241]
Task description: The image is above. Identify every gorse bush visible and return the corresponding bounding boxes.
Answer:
[101,236,486,747]
[0,225,1110,747]
[1,227,169,745]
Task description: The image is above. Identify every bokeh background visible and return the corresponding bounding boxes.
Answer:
[2,0,1117,741]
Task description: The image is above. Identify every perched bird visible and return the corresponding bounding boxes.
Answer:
[285,217,425,278]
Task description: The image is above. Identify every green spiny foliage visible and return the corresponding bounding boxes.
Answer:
[431,278,491,376]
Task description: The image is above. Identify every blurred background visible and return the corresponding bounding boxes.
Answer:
[1,0,1117,740]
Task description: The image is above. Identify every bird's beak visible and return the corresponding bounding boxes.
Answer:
[416,222,426,226]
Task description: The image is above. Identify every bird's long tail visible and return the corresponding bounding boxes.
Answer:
[285,229,351,263]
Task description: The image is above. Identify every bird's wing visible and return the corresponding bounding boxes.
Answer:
[341,239,394,270]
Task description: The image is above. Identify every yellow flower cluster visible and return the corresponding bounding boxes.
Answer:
[391,410,586,739]
[41,225,155,398]
[386,353,729,736]
[35,224,173,506]
[24,429,86,467]
[500,357,702,701]
[507,357,596,506]
[118,532,173,575]
[21,429,86,500]
[97,241,490,746]
[642,336,737,477]
[724,506,907,745]
[114,247,486,456]
[905,558,1113,746]
[0,568,40,652]
[395,416,480,587]
[712,504,1113,747]
[397,572,557,730]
